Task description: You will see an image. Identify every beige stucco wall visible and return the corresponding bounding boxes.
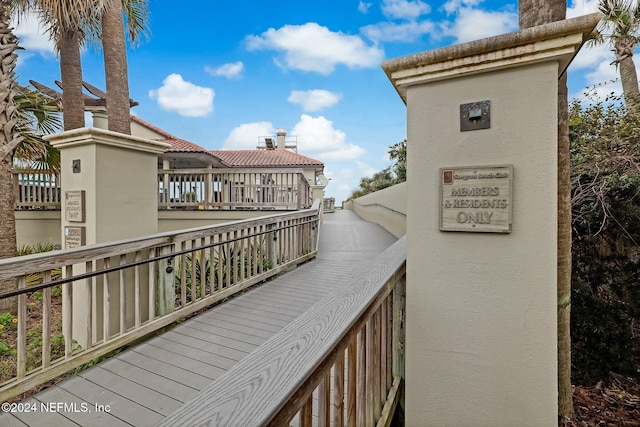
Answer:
[404,62,558,425]
[15,211,61,247]
[348,182,407,238]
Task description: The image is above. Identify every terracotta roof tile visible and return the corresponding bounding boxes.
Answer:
[130,115,208,153]
[209,150,324,167]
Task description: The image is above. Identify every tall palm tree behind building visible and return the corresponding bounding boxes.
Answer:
[593,0,640,109]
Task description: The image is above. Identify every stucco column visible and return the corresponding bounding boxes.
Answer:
[47,127,170,348]
[382,14,599,426]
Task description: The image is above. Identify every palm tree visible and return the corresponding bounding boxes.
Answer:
[0,1,20,313]
[16,0,101,130]
[100,0,148,135]
[17,0,148,134]
[593,0,640,108]
[519,0,574,418]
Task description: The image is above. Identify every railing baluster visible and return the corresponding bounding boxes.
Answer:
[119,254,126,335]
[300,395,313,427]
[191,240,197,303]
[374,307,382,418]
[134,251,141,328]
[64,265,74,356]
[85,261,94,349]
[42,271,52,369]
[357,328,367,427]
[16,276,27,379]
[334,351,345,427]
[103,258,110,342]
[348,338,357,427]
[149,248,157,321]
[319,370,331,426]
[180,242,187,307]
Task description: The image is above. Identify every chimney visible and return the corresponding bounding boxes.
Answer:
[276,128,287,150]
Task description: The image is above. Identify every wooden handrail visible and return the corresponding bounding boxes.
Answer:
[160,235,406,427]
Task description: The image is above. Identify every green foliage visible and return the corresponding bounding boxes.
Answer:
[175,240,272,304]
[17,242,62,286]
[0,313,17,331]
[0,341,13,357]
[347,139,407,200]
[569,99,640,385]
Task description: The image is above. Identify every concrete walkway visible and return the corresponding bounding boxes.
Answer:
[0,210,397,427]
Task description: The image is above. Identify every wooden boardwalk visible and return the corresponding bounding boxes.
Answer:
[0,210,397,427]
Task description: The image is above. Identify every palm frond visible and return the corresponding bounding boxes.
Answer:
[12,85,62,170]
[121,0,149,46]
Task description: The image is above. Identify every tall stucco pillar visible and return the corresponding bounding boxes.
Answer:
[46,127,169,348]
[382,15,599,426]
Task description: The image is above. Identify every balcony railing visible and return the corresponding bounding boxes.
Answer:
[0,201,321,402]
[12,169,61,210]
[160,236,407,427]
[12,168,315,211]
[158,168,313,210]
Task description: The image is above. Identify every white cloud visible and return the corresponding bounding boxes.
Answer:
[361,20,434,42]
[12,12,55,55]
[358,1,372,13]
[288,90,341,112]
[246,23,384,75]
[205,62,244,79]
[292,114,366,161]
[570,43,612,70]
[381,0,431,20]
[443,0,483,15]
[223,122,275,149]
[567,0,600,18]
[148,74,214,117]
[443,7,518,43]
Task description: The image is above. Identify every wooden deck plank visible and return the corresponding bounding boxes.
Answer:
[116,350,212,391]
[8,397,79,426]
[170,323,257,354]
[34,383,130,427]
[0,413,29,427]
[159,330,249,361]
[222,300,300,322]
[203,304,293,328]
[178,320,266,348]
[57,376,164,427]
[130,344,226,380]
[145,338,239,371]
[191,316,276,341]
[78,366,182,416]
[198,309,289,333]
[99,358,199,403]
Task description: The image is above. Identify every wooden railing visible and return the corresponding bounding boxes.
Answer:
[12,168,314,211]
[0,201,321,402]
[12,169,61,210]
[158,168,313,210]
[160,236,407,427]
[323,197,336,213]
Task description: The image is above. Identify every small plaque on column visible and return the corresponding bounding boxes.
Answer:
[440,165,513,233]
[65,190,85,222]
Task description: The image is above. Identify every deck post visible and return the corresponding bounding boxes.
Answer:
[47,127,170,348]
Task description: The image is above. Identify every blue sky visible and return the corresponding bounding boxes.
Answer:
[12,0,616,203]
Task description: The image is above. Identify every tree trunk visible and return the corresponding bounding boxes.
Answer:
[616,36,640,110]
[557,71,573,418]
[0,1,20,313]
[59,29,85,131]
[519,0,574,418]
[102,0,131,135]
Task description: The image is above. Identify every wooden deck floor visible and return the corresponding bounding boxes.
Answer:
[0,209,397,427]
